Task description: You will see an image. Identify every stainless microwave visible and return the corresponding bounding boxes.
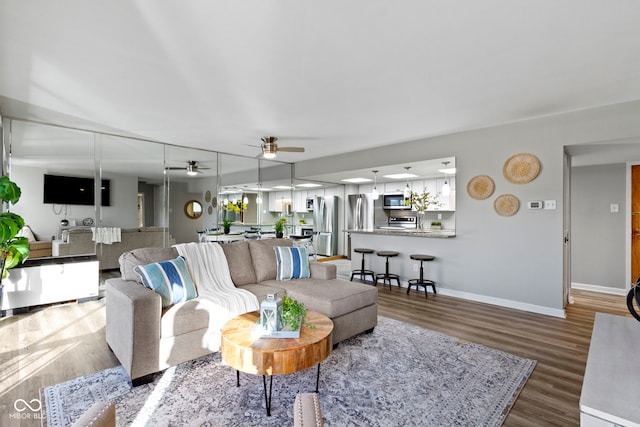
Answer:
[383,193,411,209]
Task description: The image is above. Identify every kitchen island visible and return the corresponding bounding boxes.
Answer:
[346,228,455,289]
[348,228,456,238]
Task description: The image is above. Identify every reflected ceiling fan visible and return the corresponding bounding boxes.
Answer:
[258,136,305,159]
[165,160,210,176]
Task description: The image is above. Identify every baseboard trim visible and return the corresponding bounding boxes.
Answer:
[571,282,628,296]
[380,280,566,318]
[435,287,566,318]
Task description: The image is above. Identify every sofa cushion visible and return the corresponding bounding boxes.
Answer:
[160,297,216,337]
[260,278,378,318]
[237,283,287,303]
[220,241,257,286]
[120,247,179,282]
[135,256,198,308]
[248,238,293,282]
[275,246,310,280]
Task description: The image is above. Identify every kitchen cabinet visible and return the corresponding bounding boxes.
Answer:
[269,191,292,212]
[293,190,307,212]
[306,188,325,198]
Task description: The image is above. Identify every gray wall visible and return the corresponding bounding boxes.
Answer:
[296,100,640,316]
[571,164,626,290]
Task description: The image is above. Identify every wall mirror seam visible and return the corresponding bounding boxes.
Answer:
[2,117,456,270]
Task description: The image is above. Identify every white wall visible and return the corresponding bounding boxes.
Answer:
[296,100,640,315]
[11,166,138,239]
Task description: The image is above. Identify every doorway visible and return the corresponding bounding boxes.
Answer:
[137,193,144,228]
[631,165,640,283]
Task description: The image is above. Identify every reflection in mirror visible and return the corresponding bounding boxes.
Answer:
[218,153,258,230]
[166,145,218,244]
[184,200,203,219]
[6,119,96,259]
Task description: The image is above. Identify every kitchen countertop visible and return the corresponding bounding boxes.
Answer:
[346,228,456,238]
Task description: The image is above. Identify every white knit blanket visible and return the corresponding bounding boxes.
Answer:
[91,227,121,244]
[174,242,259,315]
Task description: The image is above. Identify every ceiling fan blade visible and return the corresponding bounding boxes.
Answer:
[277,147,305,153]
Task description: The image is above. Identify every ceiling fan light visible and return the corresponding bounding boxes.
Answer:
[186,163,197,176]
[263,152,276,159]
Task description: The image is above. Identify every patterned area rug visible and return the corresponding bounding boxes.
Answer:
[42,316,536,426]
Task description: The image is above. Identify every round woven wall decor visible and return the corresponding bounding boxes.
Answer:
[494,194,520,217]
[467,175,495,200]
[503,153,540,184]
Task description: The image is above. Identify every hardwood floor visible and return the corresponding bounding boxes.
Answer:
[0,288,630,426]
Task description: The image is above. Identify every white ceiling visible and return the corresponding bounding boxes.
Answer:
[1,1,640,164]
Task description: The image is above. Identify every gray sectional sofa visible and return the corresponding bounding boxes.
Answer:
[105,238,378,382]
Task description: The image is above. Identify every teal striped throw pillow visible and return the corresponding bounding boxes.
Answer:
[135,256,198,308]
[274,246,310,281]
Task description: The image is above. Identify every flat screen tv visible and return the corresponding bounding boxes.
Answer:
[43,174,111,206]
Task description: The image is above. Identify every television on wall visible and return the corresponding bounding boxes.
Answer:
[43,174,111,206]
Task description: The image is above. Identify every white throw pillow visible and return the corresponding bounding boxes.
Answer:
[17,226,36,242]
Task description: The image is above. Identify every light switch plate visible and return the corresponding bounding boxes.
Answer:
[610,203,619,213]
[544,200,556,210]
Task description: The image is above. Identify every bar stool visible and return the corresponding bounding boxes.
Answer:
[407,254,436,298]
[375,251,400,290]
[350,248,375,283]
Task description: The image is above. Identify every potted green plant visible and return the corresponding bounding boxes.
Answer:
[409,190,442,230]
[0,176,30,314]
[282,295,307,331]
[430,221,442,230]
[222,218,233,234]
[274,217,286,238]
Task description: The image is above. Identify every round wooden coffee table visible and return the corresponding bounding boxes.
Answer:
[221,310,333,416]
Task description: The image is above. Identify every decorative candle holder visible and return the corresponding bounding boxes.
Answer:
[260,293,283,332]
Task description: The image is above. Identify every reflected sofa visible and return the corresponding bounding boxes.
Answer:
[105,238,378,382]
[53,227,174,270]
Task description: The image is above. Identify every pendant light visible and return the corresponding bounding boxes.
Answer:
[441,162,451,197]
[371,170,379,200]
[403,166,412,198]
[243,195,249,205]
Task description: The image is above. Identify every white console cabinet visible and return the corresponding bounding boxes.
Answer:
[580,313,640,426]
[1,257,99,311]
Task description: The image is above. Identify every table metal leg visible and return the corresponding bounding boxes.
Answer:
[315,363,321,393]
[263,375,273,416]
[236,370,240,387]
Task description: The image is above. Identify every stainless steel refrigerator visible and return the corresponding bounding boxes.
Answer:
[312,196,339,256]
[346,194,376,258]
[347,194,375,231]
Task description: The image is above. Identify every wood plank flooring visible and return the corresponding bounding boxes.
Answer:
[0,287,630,426]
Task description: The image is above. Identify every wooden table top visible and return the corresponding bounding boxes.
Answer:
[221,310,334,376]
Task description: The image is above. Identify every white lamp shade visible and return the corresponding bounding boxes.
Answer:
[372,187,379,200]
[441,181,451,197]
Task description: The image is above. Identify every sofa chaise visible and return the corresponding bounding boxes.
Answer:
[105,238,378,382]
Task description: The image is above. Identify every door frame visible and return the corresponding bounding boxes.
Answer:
[563,150,572,308]
[625,161,640,290]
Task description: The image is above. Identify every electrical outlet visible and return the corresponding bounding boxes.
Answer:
[413,263,419,272]
[544,200,556,210]
[437,213,442,220]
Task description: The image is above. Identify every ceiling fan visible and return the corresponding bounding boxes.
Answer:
[259,136,305,159]
[165,160,210,176]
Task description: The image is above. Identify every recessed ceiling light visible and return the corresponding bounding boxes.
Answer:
[341,178,372,183]
[438,168,457,174]
[274,185,294,189]
[383,173,418,179]
[297,183,323,188]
